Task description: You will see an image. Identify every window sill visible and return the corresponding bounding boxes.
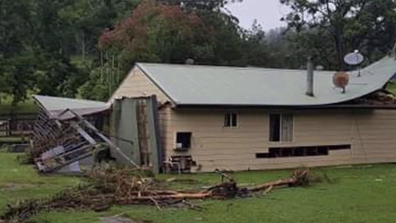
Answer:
[222,126,239,129]
[268,141,294,145]
[174,148,190,152]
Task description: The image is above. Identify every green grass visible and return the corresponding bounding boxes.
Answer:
[1,153,396,223]
[0,153,81,214]
[0,137,27,143]
[0,93,38,114]
[0,102,38,114]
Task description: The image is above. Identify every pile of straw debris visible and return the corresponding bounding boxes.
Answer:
[1,166,317,223]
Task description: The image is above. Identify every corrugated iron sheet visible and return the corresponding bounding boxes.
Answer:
[33,95,110,120]
[136,56,396,106]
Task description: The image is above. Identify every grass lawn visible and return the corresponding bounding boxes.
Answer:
[0,102,38,114]
[0,136,27,143]
[0,94,38,114]
[1,153,396,223]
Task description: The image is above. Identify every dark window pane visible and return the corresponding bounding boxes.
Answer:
[306,147,317,156]
[225,112,237,127]
[231,113,238,127]
[224,113,231,127]
[293,147,305,156]
[269,114,280,141]
[318,147,329,155]
[256,145,348,159]
[176,132,192,149]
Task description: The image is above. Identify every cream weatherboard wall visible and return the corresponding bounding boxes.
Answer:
[110,66,396,172]
[110,67,169,103]
[164,108,396,172]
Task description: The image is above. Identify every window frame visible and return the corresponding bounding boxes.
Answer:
[269,113,294,142]
[280,113,294,142]
[269,114,281,142]
[224,111,239,128]
[175,132,192,150]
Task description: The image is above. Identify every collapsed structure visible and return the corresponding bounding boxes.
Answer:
[29,95,157,173]
[30,96,116,173]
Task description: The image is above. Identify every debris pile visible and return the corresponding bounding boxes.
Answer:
[352,90,396,106]
[1,166,315,223]
[28,107,137,174]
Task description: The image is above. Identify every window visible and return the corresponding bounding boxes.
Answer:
[255,145,350,159]
[269,114,281,141]
[269,114,293,142]
[224,112,238,127]
[175,132,192,150]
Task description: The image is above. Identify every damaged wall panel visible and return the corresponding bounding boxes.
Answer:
[111,96,163,173]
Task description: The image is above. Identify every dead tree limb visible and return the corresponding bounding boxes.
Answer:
[148,197,162,210]
[247,178,296,192]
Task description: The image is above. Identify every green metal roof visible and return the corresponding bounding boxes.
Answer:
[136,56,396,107]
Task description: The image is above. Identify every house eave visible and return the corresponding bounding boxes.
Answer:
[172,103,396,110]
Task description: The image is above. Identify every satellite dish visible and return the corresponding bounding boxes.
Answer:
[333,71,349,93]
[316,65,324,70]
[344,50,364,66]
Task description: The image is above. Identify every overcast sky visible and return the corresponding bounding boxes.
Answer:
[226,0,290,30]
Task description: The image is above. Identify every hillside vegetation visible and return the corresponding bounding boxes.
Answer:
[1,0,396,105]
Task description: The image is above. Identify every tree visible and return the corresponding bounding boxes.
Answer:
[79,0,256,100]
[59,0,141,58]
[157,0,242,11]
[241,20,271,67]
[28,0,82,97]
[280,0,396,70]
[0,0,37,104]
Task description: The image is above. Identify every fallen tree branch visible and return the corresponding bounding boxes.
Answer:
[1,168,315,223]
[247,178,296,192]
[264,185,273,195]
[148,197,162,210]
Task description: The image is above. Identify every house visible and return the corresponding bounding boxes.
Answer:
[110,56,396,172]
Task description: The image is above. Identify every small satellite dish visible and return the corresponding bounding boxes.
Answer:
[344,50,364,66]
[333,71,349,93]
[316,65,324,70]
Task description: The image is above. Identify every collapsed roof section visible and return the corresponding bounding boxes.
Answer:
[31,107,138,174]
[32,95,111,120]
[30,96,125,174]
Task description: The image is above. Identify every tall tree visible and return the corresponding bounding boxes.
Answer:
[241,20,271,67]
[59,0,140,57]
[0,0,36,104]
[157,0,242,10]
[280,0,396,70]
[80,0,256,100]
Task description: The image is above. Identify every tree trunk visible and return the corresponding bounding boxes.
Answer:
[334,32,345,71]
[81,33,85,61]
